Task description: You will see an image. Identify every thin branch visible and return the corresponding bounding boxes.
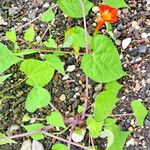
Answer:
[80,0,89,119]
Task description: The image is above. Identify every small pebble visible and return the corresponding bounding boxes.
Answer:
[60,94,66,101]
[43,2,50,8]
[62,74,70,80]
[141,32,148,39]
[122,38,132,49]
[137,45,147,53]
[94,84,102,92]
[32,140,44,150]
[126,138,135,147]
[92,6,99,13]
[72,129,86,143]
[21,140,32,150]
[66,65,76,72]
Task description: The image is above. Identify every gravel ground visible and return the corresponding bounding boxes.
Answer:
[0,0,150,150]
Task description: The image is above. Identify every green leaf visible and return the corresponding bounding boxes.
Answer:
[6,29,17,43]
[15,49,38,56]
[24,25,35,42]
[46,112,66,128]
[104,128,114,149]
[52,143,69,150]
[23,123,44,140]
[20,59,55,87]
[105,22,116,40]
[94,82,122,122]
[105,81,123,96]
[40,8,55,22]
[0,133,16,145]
[57,0,93,18]
[86,117,103,138]
[77,105,84,113]
[43,37,57,48]
[131,100,148,126]
[81,35,126,83]
[45,54,65,75]
[0,43,22,73]
[103,0,129,8]
[106,125,130,150]
[104,118,117,128]
[0,74,12,84]
[63,26,91,48]
[26,86,51,112]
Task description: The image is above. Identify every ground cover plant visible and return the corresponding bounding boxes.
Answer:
[0,0,149,150]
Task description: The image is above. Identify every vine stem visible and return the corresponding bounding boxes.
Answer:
[0,126,94,150]
[81,0,89,119]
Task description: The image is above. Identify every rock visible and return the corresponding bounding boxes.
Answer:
[122,38,132,49]
[9,7,18,16]
[117,23,124,31]
[21,140,32,150]
[66,65,75,72]
[94,84,102,92]
[126,138,135,147]
[43,2,50,8]
[72,129,86,143]
[144,119,150,126]
[141,32,148,39]
[131,21,140,30]
[32,140,44,150]
[92,6,99,13]
[0,16,5,25]
[62,74,70,80]
[7,124,20,134]
[137,45,147,53]
[60,94,66,101]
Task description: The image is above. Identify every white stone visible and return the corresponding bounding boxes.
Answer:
[43,2,50,8]
[32,140,44,150]
[131,21,140,30]
[0,17,5,25]
[60,94,66,101]
[141,32,148,39]
[66,65,75,72]
[92,6,99,13]
[62,74,70,80]
[21,140,32,150]
[122,38,131,49]
[72,129,86,143]
[126,138,135,147]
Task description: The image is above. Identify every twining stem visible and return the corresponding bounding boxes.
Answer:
[81,0,89,119]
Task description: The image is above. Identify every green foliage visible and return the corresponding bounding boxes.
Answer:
[6,29,17,43]
[20,59,55,87]
[131,100,148,126]
[81,35,126,83]
[57,0,93,18]
[86,117,103,138]
[105,22,115,40]
[43,37,57,48]
[106,124,130,150]
[77,105,84,113]
[63,26,91,48]
[0,43,22,73]
[94,81,122,122]
[0,133,16,145]
[0,74,12,84]
[25,86,51,112]
[40,8,55,22]
[23,123,44,140]
[46,112,66,128]
[45,54,65,75]
[24,25,35,42]
[103,0,129,8]
[15,49,38,56]
[52,143,69,150]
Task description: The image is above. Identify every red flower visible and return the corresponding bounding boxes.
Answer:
[95,5,118,32]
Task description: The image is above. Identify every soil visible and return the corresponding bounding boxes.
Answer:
[0,0,150,150]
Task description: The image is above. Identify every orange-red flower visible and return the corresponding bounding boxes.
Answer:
[95,5,118,32]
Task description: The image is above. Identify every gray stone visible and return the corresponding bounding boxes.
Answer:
[137,45,147,53]
[32,140,44,150]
